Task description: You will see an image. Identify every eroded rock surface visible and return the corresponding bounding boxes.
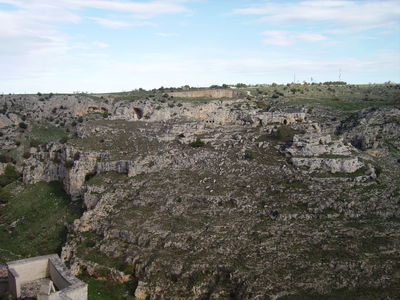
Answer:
[1,91,399,299]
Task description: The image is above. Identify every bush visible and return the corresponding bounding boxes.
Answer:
[190,138,205,148]
[255,101,267,109]
[19,122,28,129]
[73,152,81,161]
[102,112,109,118]
[64,160,74,169]
[236,83,247,88]
[0,154,14,163]
[245,150,257,160]
[59,137,68,144]
[0,187,12,204]
[0,165,21,187]
[22,152,31,159]
[29,139,41,148]
[274,126,295,142]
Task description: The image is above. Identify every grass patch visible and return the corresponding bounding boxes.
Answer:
[85,172,129,186]
[280,285,400,300]
[0,164,21,187]
[313,167,366,179]
[78,275,135,300]
[386,140,400,155]
[76,237,127,271]
[318,154,351,159]
[190,138,205,148]
[362,184,388,192]
[283,180,309,189]
[30,124,68,145]
[244,150,257,160]
[0,181,82,264]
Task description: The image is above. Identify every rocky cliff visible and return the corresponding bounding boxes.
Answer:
[1,86,399,299]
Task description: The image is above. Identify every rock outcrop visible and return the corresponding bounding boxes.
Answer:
[336,108,400,150]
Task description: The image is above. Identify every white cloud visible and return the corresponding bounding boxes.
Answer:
[92,41,109,48]
[89,17,157,28]
[2,48,399,93]
[89,17,132,28]
[262,31,327,46]
[0,0,191,87]
[234,1,400,32]
[68,0,189,16]
[156,32,179,37]
[0,0,190,17]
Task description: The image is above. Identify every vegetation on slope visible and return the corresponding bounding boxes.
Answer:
[0,181,82,264]
[78,275,135,300]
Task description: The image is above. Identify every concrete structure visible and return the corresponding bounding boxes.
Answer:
[168,89,241,99]
[6,254,87,300]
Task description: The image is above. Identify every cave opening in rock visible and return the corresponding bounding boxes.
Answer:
[133,108,143,119]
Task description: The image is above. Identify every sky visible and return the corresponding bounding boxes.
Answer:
[0,0,399,93]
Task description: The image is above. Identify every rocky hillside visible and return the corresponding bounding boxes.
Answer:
[0,84,399,299]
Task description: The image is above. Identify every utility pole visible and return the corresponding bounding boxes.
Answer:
[339,68,342,81]
[293,72,296,84]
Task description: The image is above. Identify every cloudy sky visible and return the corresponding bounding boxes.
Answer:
[1,0,399,93]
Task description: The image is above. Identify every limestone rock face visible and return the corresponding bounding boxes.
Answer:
[290,157,364,173]
[4,90,399,300]
[0,113,21,129]
[111,102,145,121]
[286,134,354,157]
[0,163,6,175]
[22,144,136,200]
[336,108,400,150]
[252,112,306,126]
[283,131,364,173]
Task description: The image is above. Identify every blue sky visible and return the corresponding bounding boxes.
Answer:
[1,0,399,93]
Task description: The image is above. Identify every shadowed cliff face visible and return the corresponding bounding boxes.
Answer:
[1,85,400,299]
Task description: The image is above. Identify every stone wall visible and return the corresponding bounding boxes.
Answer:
[6,254,87,300]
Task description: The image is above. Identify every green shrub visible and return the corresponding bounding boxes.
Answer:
[64,160,74,169]
[274,126,295,142]
[236,83,247,88]
[0,165,21,187]
[245,150,257,160]
[255,101,266,109]
[19,122,28,129]
[22,152,31,159]
[0,187,12,204]
[29,139,41,148]
[0,154,14,163]
[59,137,68,144]
[190,138,205,148]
